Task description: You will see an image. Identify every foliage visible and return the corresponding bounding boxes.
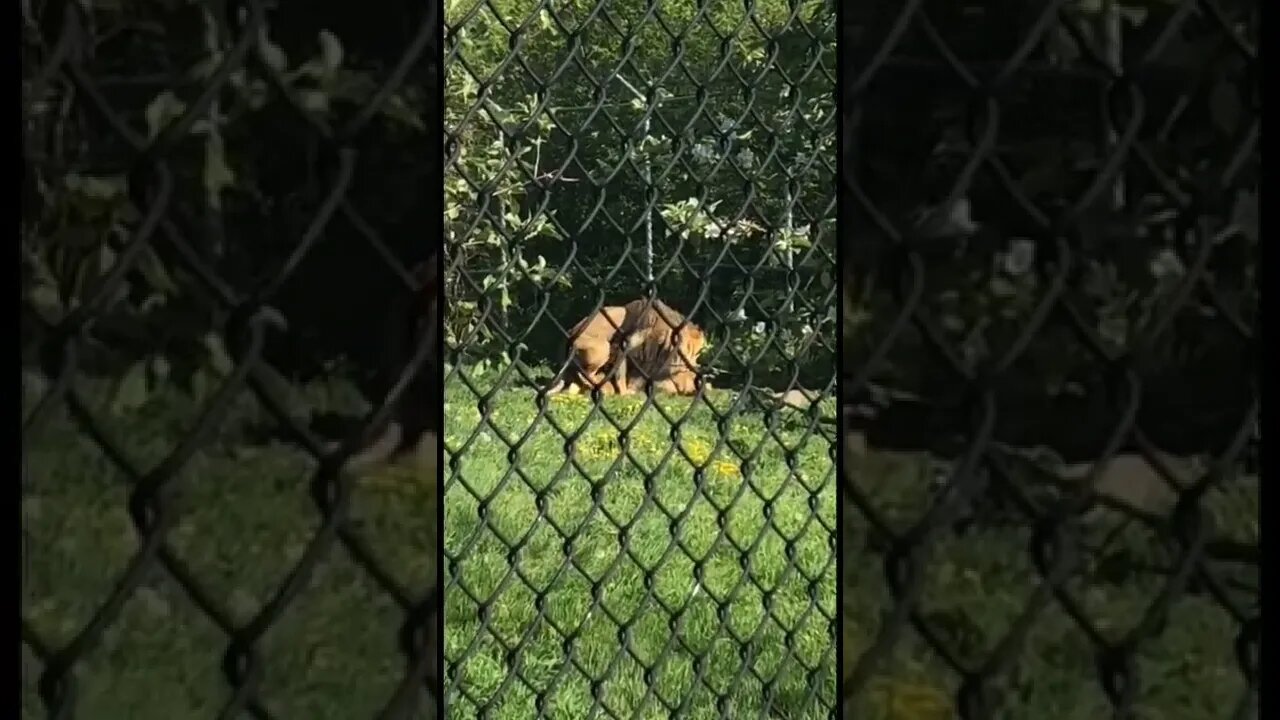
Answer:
[22,3,434,404]
[444,0,836,387]
[844,0,1257,405]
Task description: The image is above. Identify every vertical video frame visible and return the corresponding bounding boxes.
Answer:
[839,2,1258,718]
[22,2,444,718]
[443,0,838,716]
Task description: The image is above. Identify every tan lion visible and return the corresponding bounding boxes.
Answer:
[544,305,632,395]
[616,297,708,395]
[545,298,708,397]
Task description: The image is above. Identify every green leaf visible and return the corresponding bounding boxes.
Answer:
[202,129,236,209]
[257,30,288,73]
[144,91,187,141]
[137,246,178,295]
[28,284,64,322]
[203,333,234,376]
[189,53,223,81]
[988,277,1018,298]
[67,174,127,201]
[317,30,344,75]
[190,368,212,401]
[111,361,150,415]
[380,95,424,130]
[95,244,118,275]
[148,354,171,382]
[298,89,330,113]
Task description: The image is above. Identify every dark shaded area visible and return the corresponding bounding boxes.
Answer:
[843,2,1258,459]
[21,1,444,717]
[839,2,1258,717]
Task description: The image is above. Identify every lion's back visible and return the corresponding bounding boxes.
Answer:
[568,306,627,343]
[620,298,704,377]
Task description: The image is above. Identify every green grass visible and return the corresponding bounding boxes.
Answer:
[841,445,1259,720]
[22,372,436,720]
[442,373,839,719]
[23,365,1256,720]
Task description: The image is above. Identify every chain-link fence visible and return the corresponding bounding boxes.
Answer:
[841,2,1258,718]
[22,2,442,718]
[442,0,836,717]
[22,1,1259,718]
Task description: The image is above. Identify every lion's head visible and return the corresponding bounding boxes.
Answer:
[674,323,706,367]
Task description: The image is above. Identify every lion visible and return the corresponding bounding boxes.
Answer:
[615,297,708,395]
[543,305,632,396]
[544,298,708,397]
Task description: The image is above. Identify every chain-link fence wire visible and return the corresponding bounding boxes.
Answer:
[840,1,1257,718]
[22,1,443,718]
[442,0,836,717]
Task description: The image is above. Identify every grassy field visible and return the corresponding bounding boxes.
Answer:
[21,367,841,719]
[22,372,437,720]
[442,372,838,719]
[841,443,1259,720]
[22,366,1256,719]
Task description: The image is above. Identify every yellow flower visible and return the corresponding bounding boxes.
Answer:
[867,678,952,720]
[710,459,741,479]
[682,438,713,466]
[628,433,661,455]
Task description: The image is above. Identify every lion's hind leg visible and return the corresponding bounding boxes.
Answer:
[582,362,630,396]
[601,351,633,396]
